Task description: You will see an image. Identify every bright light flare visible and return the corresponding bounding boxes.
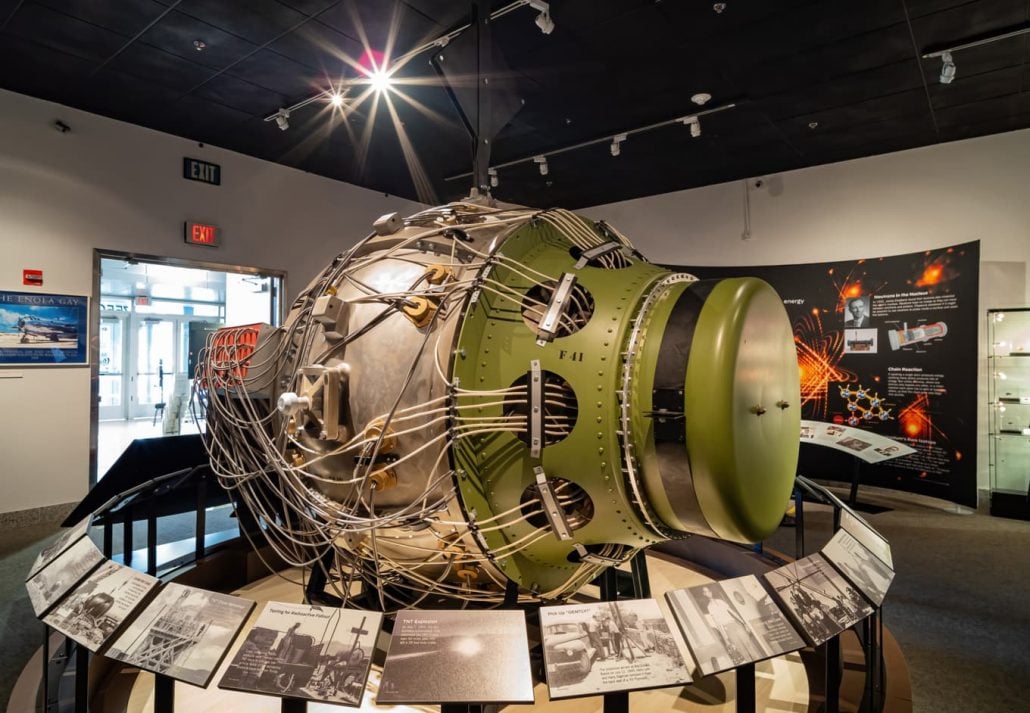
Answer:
[451,637,483,657]
[329,92,345,108]
[369,69,393,93]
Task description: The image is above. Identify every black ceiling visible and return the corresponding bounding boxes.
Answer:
[1,0,1028,208]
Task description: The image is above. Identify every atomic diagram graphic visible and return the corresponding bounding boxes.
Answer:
[839,385,893,426]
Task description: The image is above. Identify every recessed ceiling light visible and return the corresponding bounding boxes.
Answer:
[691,92,712,106]
[193,39,206,51]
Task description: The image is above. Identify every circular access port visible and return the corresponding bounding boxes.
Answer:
[519,478,594,531]
[521,280,595,338]
[504,371,579,447]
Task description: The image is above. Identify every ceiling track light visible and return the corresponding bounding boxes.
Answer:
[923,24,1030,85]
[262,1,554,129]
[610,133,626,157]
[488,167,499,187]
[680,115,701,138]
[445,102,737,184]
[529,1,555,34]
[274,108,290,131]
[939,51,956,84]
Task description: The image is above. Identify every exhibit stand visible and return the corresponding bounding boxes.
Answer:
[18,469,909,713]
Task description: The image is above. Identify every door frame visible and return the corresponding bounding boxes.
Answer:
[90,249,287,488]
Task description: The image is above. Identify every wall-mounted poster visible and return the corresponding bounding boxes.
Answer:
[378,609,534,704]
[42,561,160,652]
[682,241,980,507]
[0,290,88,365]
[25,536,104,617]
[219,602,382,706]
[665,576,805,677]
[106,582,254,688]
[764,554,874,646]
[539,599,690,699]
[822,529,895,607]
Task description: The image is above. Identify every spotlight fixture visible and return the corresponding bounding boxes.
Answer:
[691,92,712,106]
[534,155,549,176]
[939,51,956,84]
[713,3,727,13]
[610,133,626,157]
[193,39,206,51]
[680,116,701,138]
[274,108,290,131]
[369,69,392,93]
[808,121,819,129]
[530,1,555,34]
[488,167,499,188]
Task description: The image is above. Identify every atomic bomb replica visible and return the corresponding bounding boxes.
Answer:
[201,202,800,609]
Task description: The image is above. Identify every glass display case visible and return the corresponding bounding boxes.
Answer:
[988,308,1030,519]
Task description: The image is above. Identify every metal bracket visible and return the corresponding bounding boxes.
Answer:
[573,543,630,566]
[536,272,576,345]
[529,359,543,458]
[534,467,572,541]
[574,241,622,269]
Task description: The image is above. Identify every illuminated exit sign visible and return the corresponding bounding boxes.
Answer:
[185,221,219,247]
[183,157,221,185]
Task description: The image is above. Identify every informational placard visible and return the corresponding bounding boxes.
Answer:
[26,518,90,581]
[42,561,160,651]
[25,536,104,617]
[800,419,916,463]
[682,241,979,507]
[219,602,382,706]
[840,510,893,569]
[821,529,895,607]
[539,599,690,698]
[106,583,254,688]
[665,576,805,677]
[0,290,88,365]
[764,554,873,646]
[378,610,534,704]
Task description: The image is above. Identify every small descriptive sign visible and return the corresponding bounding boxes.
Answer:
[185,221,219,247]
[183,157,221,185]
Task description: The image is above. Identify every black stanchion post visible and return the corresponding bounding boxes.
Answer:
[603,691,629,713]
[281,698,307,712]
[154,673,175,713]
[146,510,158,576]
[736,662,756,713]
[122,505,133,565]
[630,550,651,598]
[794,487,805,559]
[848,458,862,508]
[40,627,49,713]
[102,518,113,559]
[195,473,208,562]
[824,635,841,713]
[74,645,88,713]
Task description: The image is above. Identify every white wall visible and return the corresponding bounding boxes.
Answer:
[585,130,1030,496]
[0,88,423,514]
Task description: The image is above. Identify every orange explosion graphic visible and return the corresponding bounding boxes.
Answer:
[794,311,856,418]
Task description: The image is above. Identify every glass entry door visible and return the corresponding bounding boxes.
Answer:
[98,315,126,420]
[131,318,176,419]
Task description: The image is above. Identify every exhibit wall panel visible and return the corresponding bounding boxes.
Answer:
[585,129,1030,496]
[0,88,423,514]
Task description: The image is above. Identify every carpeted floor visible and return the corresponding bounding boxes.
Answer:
[2,495,1028,713]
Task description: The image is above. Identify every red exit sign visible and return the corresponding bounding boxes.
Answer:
[184,221,219,247]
